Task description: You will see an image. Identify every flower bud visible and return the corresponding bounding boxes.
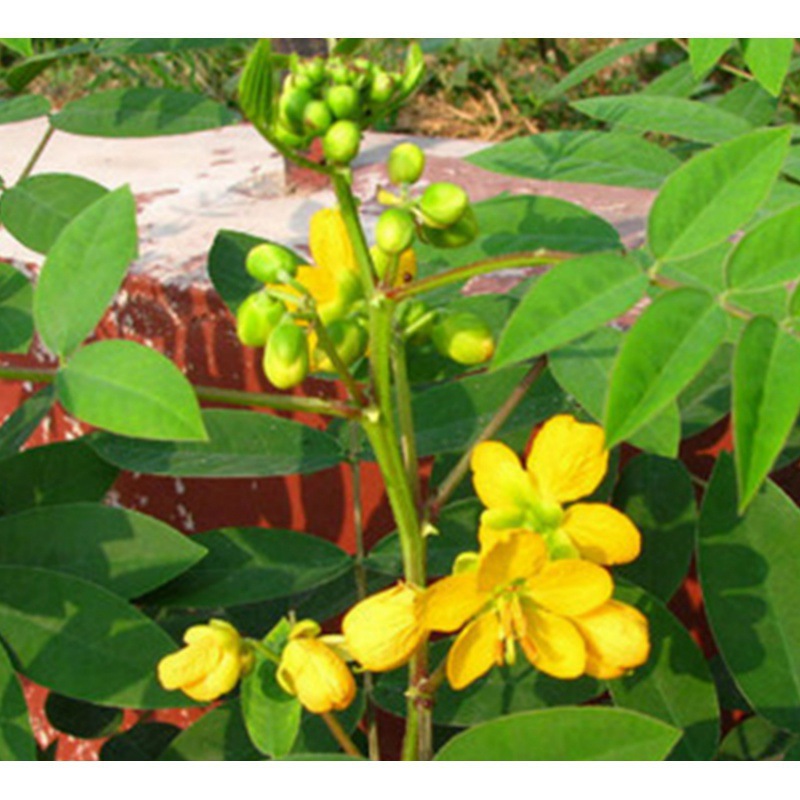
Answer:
[304,57,326,85]
[323,120,362,166]
[313,319,368,372]
[279,87,312,133]
[157,619,253,703]
[419,182,469,229]
[236,292,285,348]
[263,322,310,389]
[375,208,415,255]
[422,205,479,249]
[246,242,299,284]
[325,84,360,120]
[302,99,333,136]
[432,311,495,365]
[388,142,425,186]
[369,70,395,105]
[399,299,434,343]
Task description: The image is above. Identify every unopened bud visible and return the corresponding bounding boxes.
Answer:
[236,292,285,348]
[302,99,333,136]
[279,88,312,133]
[432,312,495,365]
[323,120,362,166]
[326,84,360,120]
[422,205,479,249]
[419,182,469,229]
[375,208,415,255]
[369,70,395,105]
[388,143,425,186]
[313,319,368,372]
[263,323,310,389]
[246,242,299,284]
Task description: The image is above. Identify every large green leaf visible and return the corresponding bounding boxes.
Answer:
[0,566,193,708]
[0,173,108,255]
[604,289,728,447]
[689,39,734,77]
[34,186,138,357]
[733,316,800,510]
[0,262,33,354]
[658,241,730,294]
[609,586,720,760]
[648,127,791,261]
[146,527,351,609]
[717,715,799,760]
[0,95,50,125]
[57,340,207,442]
[0,502,206,599]
[573,95,753,144]
[743,38,795,96]
[612,454,696,602]
[677,341,733,437]
[698,455,800,733]
[434,707,680,760]
[96,39,254,56]
[0,386,54,458]
[0,38,32,57]
[101,722,181,760]
[467,131,680,189]
[493,253,647,368]
[45,693,123,740]
[90,408,344,476]
[0,641,35,760]
[716,81,778,127]
[51,89,239,137]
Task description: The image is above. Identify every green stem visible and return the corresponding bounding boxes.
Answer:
[321,712,364,759]
[332,170,377,297]
[387,250,572,301]
[17,123,55,183]
[392,335,421,510]
[311,313,368,407]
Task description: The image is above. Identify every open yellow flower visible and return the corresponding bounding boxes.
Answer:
[276,621,356,714]
[157,619,253,702]
[343,583,426,672]
[472,414,640,565]
[423,529,649,690]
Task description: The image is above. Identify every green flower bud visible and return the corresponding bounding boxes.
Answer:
[246,243,299,284]
[272,123,305,149]
[399,300,434,344]
[305,57,326,85]
[370,246,394,282]
[388,143,425,186]
[263,323,310,390]
[325,85,361,120]
[302,99,333,136]
[421,206,479,249]
[419,182,469,229]
[375,208,415,255]
[323,120,362,166]
[432,312,495,366]
[369,70,395,105]
[314,319,368,372]
[279,88,312,132]
[236,292,285,348]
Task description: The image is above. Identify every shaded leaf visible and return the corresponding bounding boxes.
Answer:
[0,262,33,354]
[0,386,55,458]
[101,722,181,760]
[0,95,50,125]
[45,693,123,739]
[0,641,35,760]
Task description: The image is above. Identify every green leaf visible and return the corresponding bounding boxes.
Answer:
[726,204,800,293]
[609,586,719,760]
[4,42,95,93]
[0,438,117,515]
[689,39,734,77]
[467,131,680,189]
[733,316,800,510]
[613,454,696,602]
[96,39,254,56]
[375,640,600,727]
[0,173,109,255]
[45,693,123,739]
[0,95,50,125]
[0,262,33,354]
[90,408,344,476]
[716,81,778,128]
[744,39,795,96]
[0,38,33,57]
[543,39,665,100]
[146,527,351,609]
[0,386,54,458]
[572,95,753,144]
[648,127,791,261]
[0,566,193,708]
[434,707,680,760]
[642,62,701,98]
[0,502,206,599]
[332,38,364,56]
[240,654,301,757]
[493,253,647,368]
[717,715,798,760]
[34,186,137,357]
[550,327,680,457]
[51,89,240,137]
[698,454,800,733]
[604,289,728,447]
[101,722,181,760]
[57,340,207,442]
[658,241,730,293]
[0,640,35,760]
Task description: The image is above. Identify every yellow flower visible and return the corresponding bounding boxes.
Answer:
[423,529,649,690]
[342,583,426,672]
[472,414,640,565]
[157,619,253,702]
[280,208,364,325]
[276,623,356,714]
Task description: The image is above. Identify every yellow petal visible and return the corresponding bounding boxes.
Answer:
[278,638,356,714]
[561,503,642,565]
[343,583,425,671]
[181,649,242,702]
[422,573,485,634]
[309,208,358,275]
[518,604,586,679]
[296,264,338,307]
[526,560,613,617]
[157,641,219,691]
[471,441,536,510]
[394,249,417,287]
[447,612,502,690]
[573,600,650,679]
[527,415,608,504]
[477,530,547,592]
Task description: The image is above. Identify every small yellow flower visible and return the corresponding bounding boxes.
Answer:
[472,415,641,565]
[423,529,649,690]
[342,583,426,672]
[157,619,253,702]
[276,621,356,714]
